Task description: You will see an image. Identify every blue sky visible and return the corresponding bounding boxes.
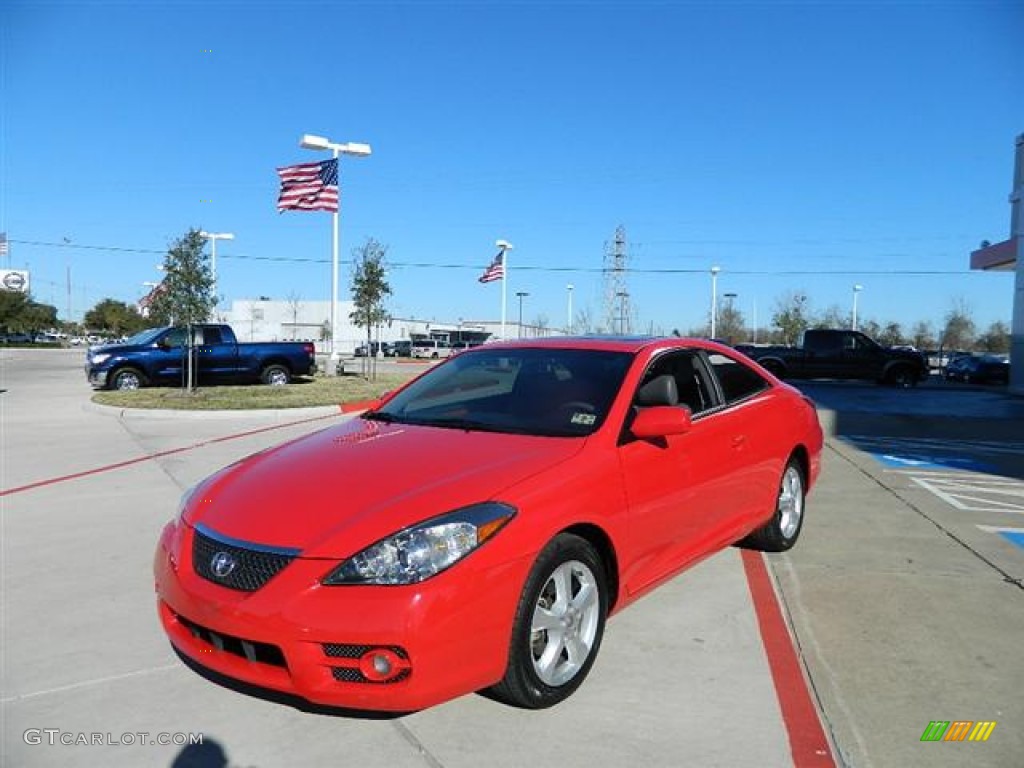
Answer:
[2,0,1022,337]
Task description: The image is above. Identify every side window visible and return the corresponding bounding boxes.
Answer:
[707,352,769,404]
[639,351,714,414]
[203,327,223,345]
[164,328,186,348]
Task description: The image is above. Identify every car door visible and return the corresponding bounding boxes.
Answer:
[702,350,783,530]
[616,350,745,596]
[195,326,239,383]
[150,327,188,384]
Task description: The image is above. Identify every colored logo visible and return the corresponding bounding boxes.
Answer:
[920,721,996,742]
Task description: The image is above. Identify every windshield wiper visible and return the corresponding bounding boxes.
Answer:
[362,411,401,423]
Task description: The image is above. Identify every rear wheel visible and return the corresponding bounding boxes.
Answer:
[740,459,805,552]
[489,534,608,709]
[261,364,290,386]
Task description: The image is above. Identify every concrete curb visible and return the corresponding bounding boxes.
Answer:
[82,400,351,422]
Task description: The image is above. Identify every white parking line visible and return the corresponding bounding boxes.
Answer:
[910,475,1024,514]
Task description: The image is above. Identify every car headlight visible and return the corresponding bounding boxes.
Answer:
[91,353,111,364]
[322,503,516,586]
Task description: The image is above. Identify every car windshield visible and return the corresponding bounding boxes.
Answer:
[120,328,164,346]
[368,347,633,437]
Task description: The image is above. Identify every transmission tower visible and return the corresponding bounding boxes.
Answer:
[602,225,632,334]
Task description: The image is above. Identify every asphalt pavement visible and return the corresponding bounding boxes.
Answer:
[2,350,1022,768]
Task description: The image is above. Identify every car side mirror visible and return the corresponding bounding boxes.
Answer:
[631,406,692,439]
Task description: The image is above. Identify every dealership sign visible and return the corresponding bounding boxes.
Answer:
[1,270,30,293]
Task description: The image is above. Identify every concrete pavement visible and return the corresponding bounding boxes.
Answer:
[3,350,1022,767]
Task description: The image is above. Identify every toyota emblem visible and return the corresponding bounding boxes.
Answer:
[210,551,237,578]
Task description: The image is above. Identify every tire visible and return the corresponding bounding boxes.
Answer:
[110,367,145,391]
[261,364,290,386]
[740,459,805,552]
[489,534,608,709]
[885,366,917,388]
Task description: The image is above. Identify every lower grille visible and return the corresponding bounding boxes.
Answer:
[330,666,411,684]
[323,643,408,660]
[176,613,287,668]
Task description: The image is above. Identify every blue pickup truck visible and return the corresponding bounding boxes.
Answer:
[85,324,317,390]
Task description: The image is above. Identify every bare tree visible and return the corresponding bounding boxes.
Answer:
[286,291,302,340]
[878,322,904,347]
[941,299,976,351]
[812,304,847,330]
[716,303,746,345]
[977,320,1010,354]
[771,292,810,345]
[911,321,935,350]
[573,307,594,335]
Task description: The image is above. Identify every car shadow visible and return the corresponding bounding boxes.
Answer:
[172,647,412,720]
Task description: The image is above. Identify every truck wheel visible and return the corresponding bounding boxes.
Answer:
[261,364,290,386]
[886,366,917,388]
[110,368,145,391]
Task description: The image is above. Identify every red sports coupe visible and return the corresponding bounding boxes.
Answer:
[154,337,822,711]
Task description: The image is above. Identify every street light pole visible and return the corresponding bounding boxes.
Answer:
[723,292,737,342]
[516,291,529,338]
[616,291,629,335]
[199,231,234,318]
[566,284,574,334]
[299,134,372,376]
[852,284,863,331]
[710,266,721,339]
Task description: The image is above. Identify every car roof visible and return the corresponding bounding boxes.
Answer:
[477,335,728,355]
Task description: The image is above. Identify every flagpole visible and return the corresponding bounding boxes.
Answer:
[496,240,512,339]
[331,146,340,374]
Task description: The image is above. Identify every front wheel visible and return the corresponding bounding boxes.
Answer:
[261,364,290,386]
[739,459,805,552]
[110,367,145,391]
[886,366,918,388]
[488,534,607,709]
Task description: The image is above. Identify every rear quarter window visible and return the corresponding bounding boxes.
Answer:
[707,352,770,405]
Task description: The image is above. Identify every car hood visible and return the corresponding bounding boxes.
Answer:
[183,418,585,558]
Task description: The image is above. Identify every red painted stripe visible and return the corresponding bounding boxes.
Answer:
[741,549,836,768]
[1,412,341,498]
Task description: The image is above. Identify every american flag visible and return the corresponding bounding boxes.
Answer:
[478,251,505,283]
[276,158,339,212]
[0,232,8,256]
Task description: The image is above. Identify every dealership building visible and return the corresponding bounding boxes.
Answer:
[970,133,1023,395]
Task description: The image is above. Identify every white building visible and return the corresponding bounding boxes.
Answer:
[219,299,560,354]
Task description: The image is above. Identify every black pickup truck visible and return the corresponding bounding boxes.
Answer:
[735,329,929,387]
[85,324,317,390]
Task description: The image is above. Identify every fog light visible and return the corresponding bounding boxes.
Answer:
[358,647,408,682]
[372,654,392,676]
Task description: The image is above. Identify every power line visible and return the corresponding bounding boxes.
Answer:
[6,237,981,276]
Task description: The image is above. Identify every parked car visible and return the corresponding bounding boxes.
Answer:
[735,329,928,386]
[390,340,413,357]
[85,324,317,390]
[3,332,34,344]
[944,354,1010,385]
[411,339,453,359]
[354,341,392,358]
[155,337,823,712]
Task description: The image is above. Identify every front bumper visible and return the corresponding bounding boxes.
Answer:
[154,520,526,711]
[86,365,108,388]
